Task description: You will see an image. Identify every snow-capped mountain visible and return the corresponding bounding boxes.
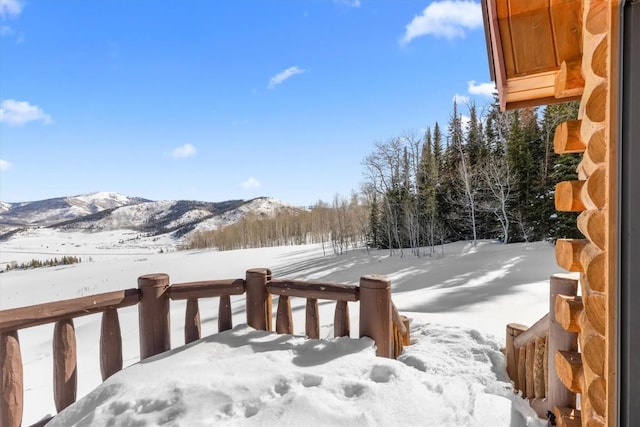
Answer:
[190,197,300,234]
[0,193,295,239]
[0,192,148,229]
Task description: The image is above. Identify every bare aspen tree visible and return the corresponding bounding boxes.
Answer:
[480,156,513,243]
[362,138,404,256]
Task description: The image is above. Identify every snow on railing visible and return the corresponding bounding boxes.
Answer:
[0,270,410,427]
[504,274,579,424]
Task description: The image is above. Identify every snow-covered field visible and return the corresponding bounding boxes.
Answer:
[0,230,563,426]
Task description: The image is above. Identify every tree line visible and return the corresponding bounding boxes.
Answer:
[187,194,369,255]
[363,98,582,255]
[3,256,82,272]
[188,98,582,255]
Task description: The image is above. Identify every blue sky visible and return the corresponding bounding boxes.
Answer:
[0,0,495,206]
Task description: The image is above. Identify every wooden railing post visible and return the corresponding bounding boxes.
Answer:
[334,301,350,337]
[184,298,201,344]
[53,318,77,412]
[276,296,293,334]
[245,268,272,331]
[305,298,320,339]
[506,323,527,391]
[138,274,171,359]
[100,308,123,380]
[218,295,233,332]
[548,274,579,411]
[0,330,23,427]
[359,275,392,358]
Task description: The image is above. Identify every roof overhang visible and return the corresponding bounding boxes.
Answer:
[482,0,584,110]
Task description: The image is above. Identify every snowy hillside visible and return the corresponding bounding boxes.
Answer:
[0,194,294,241]
[191,197,301,234]
[0,192,147,231]
[0,237,561,426]
[0,201,12,214]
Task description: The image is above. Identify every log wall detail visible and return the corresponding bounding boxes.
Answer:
[551,1,619,425]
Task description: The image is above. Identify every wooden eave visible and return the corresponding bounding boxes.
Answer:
[483,0,584,110]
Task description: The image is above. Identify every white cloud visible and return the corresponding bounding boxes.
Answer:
[0,159,12,172]
[453,94,470,105]
[170,144,197,159]
[0,99,53,126]
[268,66,305,89]
[468,80,496,97]
[0,0,22,18]
[241,177,261,189]
[400,0,482,44]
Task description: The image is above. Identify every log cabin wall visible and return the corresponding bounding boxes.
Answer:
[552,1,619,425]
[484,1,621,425]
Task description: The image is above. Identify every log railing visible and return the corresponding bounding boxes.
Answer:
[0,269,409,427]
[505,274,579,424]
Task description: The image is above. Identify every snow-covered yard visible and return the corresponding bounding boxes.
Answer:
[0,231,559,426]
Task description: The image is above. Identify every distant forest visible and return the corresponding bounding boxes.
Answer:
[188,98,582,255]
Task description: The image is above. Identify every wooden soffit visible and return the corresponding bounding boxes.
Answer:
[482,0,584,110]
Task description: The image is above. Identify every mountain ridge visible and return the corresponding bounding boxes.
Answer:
[0,192,295,240]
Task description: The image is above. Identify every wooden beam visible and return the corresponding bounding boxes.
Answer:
[555,350,583,393]
[554,120,585,154]
[580,243,606,293]
[582,333,606,378]
[518,345,527,395]
[0,289,140,332]
[577,209,606,250]
[218,295,233,332]
[585,0,608,34]
[486,0,509,110]
[581,165,606,210]
[553,406,581,427]
[534,336,547,398]
[526,341,536,398]
[585,82,607,123]
[334,300,350,338]
[587,376,607,418]
[592,35,608,78]
[0,331,22,427]
[276,295,293,335]
[100,309,122,381]
[267,280,359,302]
[514,314,549,348]
[555,60,585,98]
[184,298,201,344]
[53,319,77,412]
[168,279,245,300]
[506,323,527,388]
[584,292,606,336]
[305,298,320,339]
[550,0,583,63]
[556,239,588,272]
[555,295,583,333]
[555,180,586,212]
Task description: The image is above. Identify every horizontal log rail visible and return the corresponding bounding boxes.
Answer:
[168,279,245,300]
[267,279,359,301]
[0,289,140,332]
[513,313,549,349]
[0,268,410,427]
[504,275,579,422]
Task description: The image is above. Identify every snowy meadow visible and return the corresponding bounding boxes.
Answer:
[0,230,561,426]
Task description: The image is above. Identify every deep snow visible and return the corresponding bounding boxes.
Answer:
[0,231,561,426]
